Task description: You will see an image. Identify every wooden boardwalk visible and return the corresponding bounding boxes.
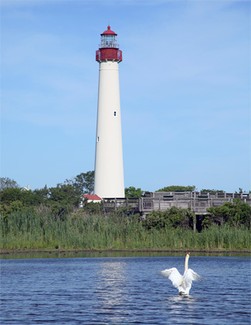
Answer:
[102,191,251,215]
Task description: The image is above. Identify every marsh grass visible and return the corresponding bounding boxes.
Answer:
[1,208,250,251]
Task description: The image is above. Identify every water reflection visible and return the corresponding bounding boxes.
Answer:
[167,295,196,303]
[1,256,250,325]
[95,261,127,323]
[166,295,197,320]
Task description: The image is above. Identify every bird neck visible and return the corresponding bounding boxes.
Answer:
[184,254,189,272]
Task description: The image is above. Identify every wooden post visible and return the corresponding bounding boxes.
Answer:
[193,214,196,233]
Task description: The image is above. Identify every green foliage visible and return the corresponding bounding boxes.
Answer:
[0,172,94,218]
[65,171,94,194]
[142,207,194,230]
[1,175,250,252]
[0,177,19,190]
[0,188,24,204]
[0,188,37,208]
[125,186,142,198]
[201,189,224,194]
[157,185,196,192]
[0,200,25,216]
[1,209,250,251]
[82,202,103,215]
[48,184,81,217]
[207,199,251,228]
[32,187,50,205]
[0,183,80,219]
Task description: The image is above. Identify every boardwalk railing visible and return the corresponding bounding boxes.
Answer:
[102,192,251,215]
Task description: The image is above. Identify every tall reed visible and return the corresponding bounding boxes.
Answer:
[1,209,250,251]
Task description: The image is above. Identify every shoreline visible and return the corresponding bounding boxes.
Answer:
[1,248,251,255]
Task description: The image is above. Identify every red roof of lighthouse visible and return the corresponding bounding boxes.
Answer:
[101,25,117,36]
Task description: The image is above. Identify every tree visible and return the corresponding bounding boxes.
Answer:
[201,189,224,194]
[0,188,23,204]
[142,207,193,230]
[157,185,196,192]
[0,187,37,216]
[66,171,94,194]
[0,177,19,190]
[48,184,81,217]
[0,187,35,205]
[32,186,49,205]
[125,186,142,198]
[207,199,251,228]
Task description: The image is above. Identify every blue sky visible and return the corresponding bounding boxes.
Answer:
[1,0,250,192]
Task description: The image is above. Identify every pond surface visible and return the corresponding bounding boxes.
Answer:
[1,255,250,324]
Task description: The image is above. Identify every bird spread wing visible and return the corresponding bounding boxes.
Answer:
[161,268,183,288]
[183,268,200,288]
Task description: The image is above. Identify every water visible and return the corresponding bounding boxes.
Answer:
[1,255,250,324]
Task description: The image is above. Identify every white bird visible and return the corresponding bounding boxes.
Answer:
[161,252,200,296]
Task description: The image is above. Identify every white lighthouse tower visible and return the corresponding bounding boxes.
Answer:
[94,25,125,198]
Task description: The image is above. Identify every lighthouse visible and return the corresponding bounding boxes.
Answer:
[94,26,125,198]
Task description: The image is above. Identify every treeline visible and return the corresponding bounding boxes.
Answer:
[0,176,250,251]
[0,173,94,219]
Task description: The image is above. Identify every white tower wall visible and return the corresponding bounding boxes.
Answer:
[94,61,125,198]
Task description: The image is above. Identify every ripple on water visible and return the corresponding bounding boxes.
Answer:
[0,256,250,325]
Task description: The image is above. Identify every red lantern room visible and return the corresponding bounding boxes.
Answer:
[96,25,122,63]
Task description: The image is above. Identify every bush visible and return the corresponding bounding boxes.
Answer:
[142,207,194,230]
[207,199,251,228]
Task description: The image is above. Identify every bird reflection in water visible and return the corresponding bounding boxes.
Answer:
[166,294,197,318]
